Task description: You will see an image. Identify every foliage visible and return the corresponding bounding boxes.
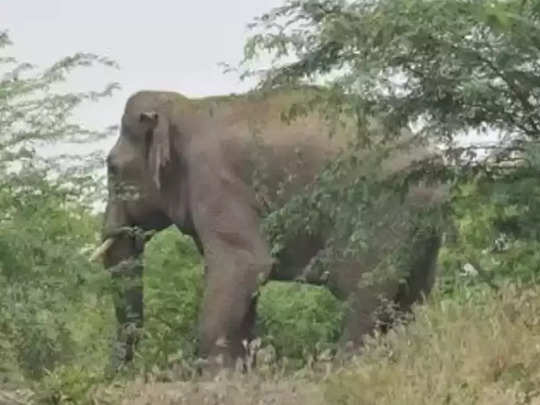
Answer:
[257,282,343,363]
[0,28,119,393]
[0,170,112,383]
[135,228,204,370]
[439,142,540,292]
[0,30,119,176]
[242,0,540,153]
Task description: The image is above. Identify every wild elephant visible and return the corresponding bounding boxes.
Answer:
[93,86,447,370]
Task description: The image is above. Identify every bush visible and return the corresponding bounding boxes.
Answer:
[439,165,540,294]
[257,282,344,363]
[135,228,205,369]
[0,172,111,383]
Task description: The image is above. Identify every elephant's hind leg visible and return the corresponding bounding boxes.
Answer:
[395,226,441,311]
[338,226,442,349]
[339,273,400,348]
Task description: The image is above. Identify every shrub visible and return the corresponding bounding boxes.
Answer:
[257,282,344,362]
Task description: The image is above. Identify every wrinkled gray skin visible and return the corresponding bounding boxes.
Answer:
[102,87,446,371]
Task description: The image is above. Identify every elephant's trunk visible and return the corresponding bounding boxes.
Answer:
[99,200,146,367]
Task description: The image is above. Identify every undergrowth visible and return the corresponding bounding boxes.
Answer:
[77,282,540,405]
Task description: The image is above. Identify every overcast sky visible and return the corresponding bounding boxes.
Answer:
[2,0,282,155]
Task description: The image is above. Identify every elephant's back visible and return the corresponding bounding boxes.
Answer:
[220,120,339,210]
[193,89,348,207]
[170,87,444,210]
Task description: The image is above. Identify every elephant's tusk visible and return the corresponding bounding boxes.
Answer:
[89,238,115,262]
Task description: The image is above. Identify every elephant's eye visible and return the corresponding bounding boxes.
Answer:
[109,164,119,176]
[107,156,119,176]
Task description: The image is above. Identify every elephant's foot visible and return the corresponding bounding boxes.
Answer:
[198,282,259,374]
[105,322,143,377]
[337,297,413,361]
[195,336,251,378]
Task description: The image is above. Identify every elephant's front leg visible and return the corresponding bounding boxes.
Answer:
[103,232,146,369]
[198,244,271,371]
[188,175,274,371]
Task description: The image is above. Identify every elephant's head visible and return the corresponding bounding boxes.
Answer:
[97,92,189,268]
[91,92,206,366]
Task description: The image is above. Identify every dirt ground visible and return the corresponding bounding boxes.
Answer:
[91,374,326,405]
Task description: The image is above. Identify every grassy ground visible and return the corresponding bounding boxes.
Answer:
[324,283,540,405]
[81,282,540,405]
[5,282,540,404]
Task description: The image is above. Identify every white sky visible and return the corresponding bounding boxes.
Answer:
[2,0,282,156]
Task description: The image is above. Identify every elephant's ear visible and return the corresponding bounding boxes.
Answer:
[140,111,171,190]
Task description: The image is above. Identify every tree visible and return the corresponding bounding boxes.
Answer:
[241,0,539,164]
[0,29,120,384]
[0,29,120,204]
[238,0,540,287]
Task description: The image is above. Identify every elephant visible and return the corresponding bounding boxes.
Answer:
[94,85,447,370]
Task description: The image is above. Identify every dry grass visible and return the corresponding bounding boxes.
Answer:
[91,375,325,405]
[79,284,540,404]
[325,284,540,405]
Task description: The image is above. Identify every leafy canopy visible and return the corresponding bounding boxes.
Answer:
[0,29,120,204]
[242,0,540,167]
